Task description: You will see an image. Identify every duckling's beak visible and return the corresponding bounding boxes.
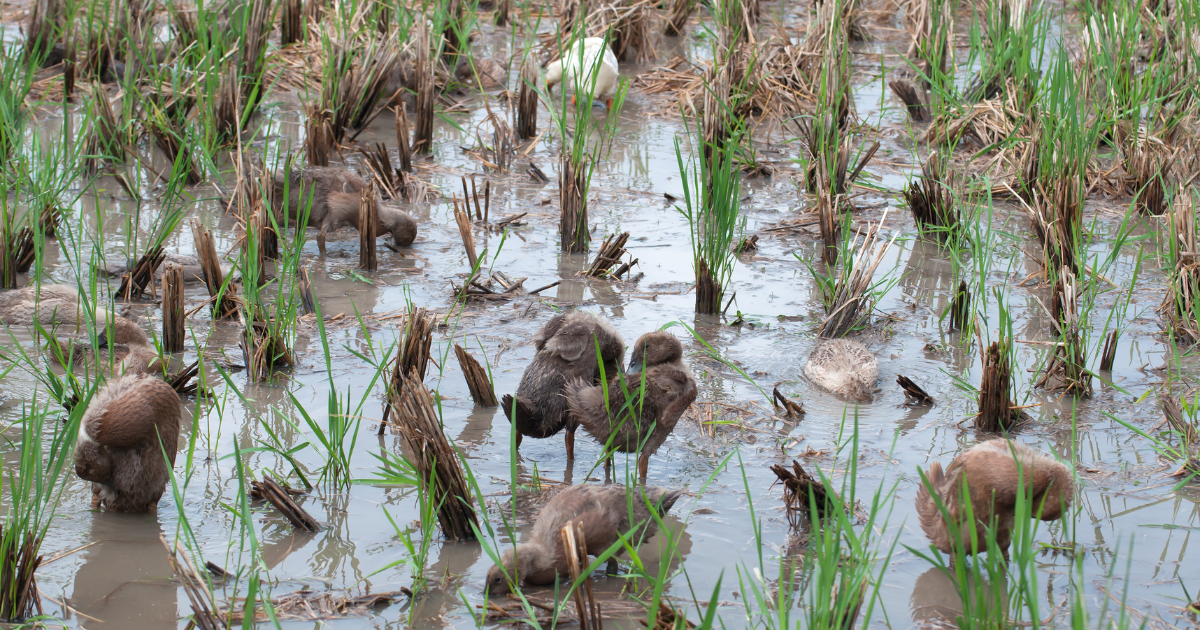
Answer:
[627,357,645,376]
[591,99,606,110]
[96,330,110,350]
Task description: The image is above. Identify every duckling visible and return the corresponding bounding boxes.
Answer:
[0,284,143,336]
[100,252,224,284]
[74,374,182,513]
[484,483,684,596]
[501,311,624,460]
[567,331,697,480]
[916,439,1073,560]
[545,37,620,109]
[48,317,161,375]
[271,166,418,252]
[803,338,879,402]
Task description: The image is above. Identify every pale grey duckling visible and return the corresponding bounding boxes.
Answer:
[75,374,182,513]
[916,439,1073,560]
[484,484,685,596]
[0,284,144,337]
[271,166,417,252]
[99,252,226,285]
[567,331,697,480]
[501,311,624,460]
[803,338,879,402]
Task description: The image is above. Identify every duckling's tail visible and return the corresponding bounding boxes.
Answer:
[646,487,686,516]
[915,462,950,551]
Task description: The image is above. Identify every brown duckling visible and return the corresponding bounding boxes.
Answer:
[501,312,624,460]
[271,166,417,252]
[803,338,879,402]
[916,439,1073,560]
[484,483,685,596]
[49,317,162,375]
[75,374,182,513]
[567,331,697,480]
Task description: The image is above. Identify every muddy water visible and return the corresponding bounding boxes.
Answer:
[0,12,1196,630]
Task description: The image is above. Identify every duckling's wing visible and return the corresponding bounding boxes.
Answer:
[87,376,180,450]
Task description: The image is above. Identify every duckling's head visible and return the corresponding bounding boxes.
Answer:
[485,547,528,597]
[628,331,683,375]
[74,426,112,484]
[96,315,149,347]
[380,206,418,247]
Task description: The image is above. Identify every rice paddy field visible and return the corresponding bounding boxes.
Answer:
[0,0,1197,627]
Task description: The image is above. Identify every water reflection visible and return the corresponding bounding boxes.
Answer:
[69,512,178,628]
[909,566,1007,628]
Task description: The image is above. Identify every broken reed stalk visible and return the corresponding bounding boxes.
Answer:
[495,0,510,25]
[161,536,226,630]
[162,263,185,353]
[1026,178,1083,275]
[818,220,896,339]
[118,246,166,300]
[395,103,413,172]
[455,344,497,406]
[360,142,400,200]
[251,474,319,531]
[241,315,293,382]
[771,386,805,417]
[381,307,434,429]
[1099,330,1118,371]
[454,202,478,271]
[248,202,278,264]
[166,361,206,396]
[585,232,636,278]
[281,0,303,45]
[413,25,435,154]
[816,180,840,265]
[1124,138,1174,216]
[560,153,589,253]
[390,372,479,540]
[298,266,316,315]
[517,57,538,139]
[1035,267,1091,396]
[359,186,378,271]
[483,113,515,172]
[664,0,694,35]
[976,340,1018,432]
[642,601,696,630]
[888,79,930,122]
[904,151,958,236]
[191,219,239,319]
[305,105,334,167]
[561,523,602,630]
[897,375,934,405]
[770,460,839,528]
[948,279,970,332]
[1160,194,1200,343]
[12,206,60,274]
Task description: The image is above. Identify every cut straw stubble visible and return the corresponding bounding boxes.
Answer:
[454,344,497,406]
[162,263,185,353]
[389,371,478,540]
[191,219,240,319]
[358,185,378,271]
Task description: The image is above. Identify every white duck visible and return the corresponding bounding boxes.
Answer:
[545,37,620,110]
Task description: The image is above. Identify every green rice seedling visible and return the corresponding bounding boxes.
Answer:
[1114,396,1199,482]
[0,36,37,165]
[1033,266,1091,396]
[962,0,1044,104]
[674,121,744,315]
[311,22,401,146]
[23,0,64,64]
[219,0,274,138]
[545,27,630,254]
[380,479,438,594]
[0,396,85,620]
[799,214,899,339]
[971,288,1023,432]
[903,150,974,245]
[1020,50,1098,278]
